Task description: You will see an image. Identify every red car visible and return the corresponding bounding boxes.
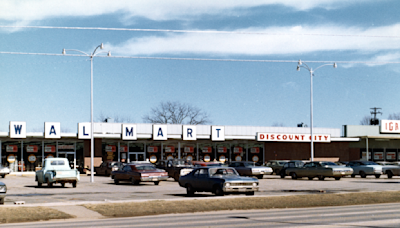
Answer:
[111,163,168,185]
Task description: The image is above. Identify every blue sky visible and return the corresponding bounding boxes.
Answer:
[0,0,400,132]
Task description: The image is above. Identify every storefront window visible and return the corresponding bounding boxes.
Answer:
[386,149,397,161]
[163,143,178,160]
[216,143,230,164]
[247,143,264,165]
[180,143,196,161]
[146,143,161,164]
[198,143,213,162]
[231,143,247,162]
[23,141,42,171]
[128,143,146,162]
[102,142,118,162]
[1,141,20,172]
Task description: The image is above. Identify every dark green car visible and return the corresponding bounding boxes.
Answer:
[179,167,259,196]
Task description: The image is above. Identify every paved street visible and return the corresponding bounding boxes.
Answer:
[2,174,400,205]
[3,203,400,227]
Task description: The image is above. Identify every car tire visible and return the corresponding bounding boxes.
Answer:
[290,172,297,180]
[47,179,53,187]
[72,181,77,188]
[308,177,313,180]
[280,173,286,179]
[114,179,119,185]
[1,175,5,178]
[0,198,4,205]
[351,174,355,178]
[61,183,65,187]
[133,179,140,185]
[375,174,381,178]
[154,181,160,185]
[318,175,325,181]
[214,185,224,196]
[275,169,280,175]
[360,171,367,178]
[335,177,341,180]
[105,171,110,177]
[387,171,393,179]
[246,191,255,196]
[186,184,195,196]
[257,175,263,179]
[38,182,42,187]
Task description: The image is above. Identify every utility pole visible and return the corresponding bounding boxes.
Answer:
[370,107,382,125]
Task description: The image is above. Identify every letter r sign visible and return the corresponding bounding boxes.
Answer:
[183,125,196,140]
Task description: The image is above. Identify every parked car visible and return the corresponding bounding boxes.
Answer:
[265,160,288,175]
[179,167,259,196]
[95,161,124,176]
[380,162,400,178]
[156,159,194,181]
[35,158,80,187]
[285,161,353,180]
[346,161,383,178]
[112,163,168,185]
[0,182,6,204]
[280,160,305,178]
[229,161,273,179]
[0,165,11,178]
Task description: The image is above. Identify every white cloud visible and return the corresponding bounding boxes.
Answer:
[0,0,368,22]
[107,24,400,57]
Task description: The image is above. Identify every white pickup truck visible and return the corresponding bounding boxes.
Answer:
[35,158,80,188]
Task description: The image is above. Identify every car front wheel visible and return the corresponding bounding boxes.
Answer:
[387,171,393,178]
[334,177,341,180]
[375,174,381,178]
[318,175,325,181]
[360,171,367,178]
[290,172,297,180]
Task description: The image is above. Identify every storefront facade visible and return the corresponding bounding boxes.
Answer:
[10,121,400,172]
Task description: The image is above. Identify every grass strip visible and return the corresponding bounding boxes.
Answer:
[83,191,400,218]
[0,207,74,223]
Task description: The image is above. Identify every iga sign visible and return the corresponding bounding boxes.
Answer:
[381,120,400,133]
[257,133,331,142]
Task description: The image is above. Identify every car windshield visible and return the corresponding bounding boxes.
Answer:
[243,162,259,167]
[135,165,156,171]
[210,168,238,176]
[321,162,338,166]
[360,161,378,165]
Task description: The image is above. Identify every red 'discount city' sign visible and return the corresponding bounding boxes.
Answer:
[257,133,331,142]
[218,147,227,153]
[251,147,260,153]
[165,146,175,153]
[202,147,211,153]
[105,145,116,152]
[120,145,128,153]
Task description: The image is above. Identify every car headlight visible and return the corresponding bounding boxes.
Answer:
[253,182,257,187]
[225,183,230,188]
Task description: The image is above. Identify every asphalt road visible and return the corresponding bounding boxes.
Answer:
[2,173,400,205]
[3,203,400,227]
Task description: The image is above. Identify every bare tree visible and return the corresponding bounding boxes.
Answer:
[388,112,400,120]
[142,101,211,125]
[360,115,371,125]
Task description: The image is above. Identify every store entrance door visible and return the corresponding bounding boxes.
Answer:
[58,152,76,169]
[128,152,146,163]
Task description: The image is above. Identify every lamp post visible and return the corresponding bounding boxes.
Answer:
[297,60,337,162]
[62,44,111,183]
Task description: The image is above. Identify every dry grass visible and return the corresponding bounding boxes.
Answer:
[0,207,73,223]
[84,191,400,218]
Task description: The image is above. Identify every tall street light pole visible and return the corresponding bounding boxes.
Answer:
[62,44,111,183]
[297,60,337,162]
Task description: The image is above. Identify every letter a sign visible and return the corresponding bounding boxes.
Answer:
[153,124,167,140]
[45,122,61,139]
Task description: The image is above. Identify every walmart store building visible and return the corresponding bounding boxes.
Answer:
[2,120,400,172]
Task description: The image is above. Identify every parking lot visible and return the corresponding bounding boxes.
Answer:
[1,174,400,205]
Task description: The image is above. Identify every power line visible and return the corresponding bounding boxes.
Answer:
[1,51,400,64]
[1,25,400,39]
